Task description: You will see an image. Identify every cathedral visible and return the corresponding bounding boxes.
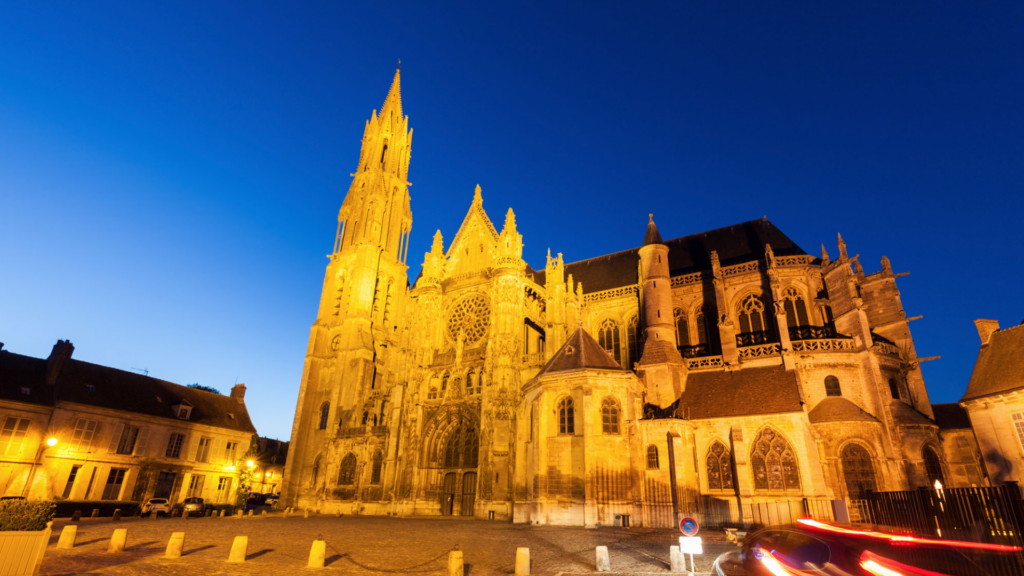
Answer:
[281,70,973,527]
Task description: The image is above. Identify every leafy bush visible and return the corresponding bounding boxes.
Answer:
[0,500,55,531]
[53,500,139,518]
[206,503,237,516]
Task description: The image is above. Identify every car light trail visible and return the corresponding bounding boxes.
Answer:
[796,518,1023,552]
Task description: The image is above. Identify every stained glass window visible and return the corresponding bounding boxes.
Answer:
[598,319,621,363]
[750,428,800,491]
[558,397,575,435]
[338,453,357,485]
[646,445,659,469]
[706,442,734,490]
[601,398,620,435]
[825,376,842,397]
[738,294,768,334]
[370,451,383,484]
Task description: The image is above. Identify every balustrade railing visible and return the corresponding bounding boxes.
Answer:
[788,324,837,341]
[679,344,711,358]
[736,331,775,346]
[686,355,723,370]
[521,351,547,365]
[737,343,781,360]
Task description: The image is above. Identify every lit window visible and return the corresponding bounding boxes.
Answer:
[0,418,31,457]
[70,419,98,452]
[825,376,842,397]
[646,445,659,469]
[601,398,620,435]
[196,437,212,462]
[558,397,574,435]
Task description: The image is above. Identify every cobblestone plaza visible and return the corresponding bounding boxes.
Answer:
[40,514,733,575]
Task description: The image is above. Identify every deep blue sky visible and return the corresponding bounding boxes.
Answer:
[1,3,1021,440]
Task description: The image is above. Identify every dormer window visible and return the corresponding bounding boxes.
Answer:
[173,401,193,420]
[20,387,30,396]
[85,384,96,393]
[177,407,190,419]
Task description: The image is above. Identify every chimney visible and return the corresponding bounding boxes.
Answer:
[230,383,247,404]
[46,339,75,385]
[974,319,1000,346]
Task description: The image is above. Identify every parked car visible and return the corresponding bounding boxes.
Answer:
[265,493,279,507]
[142,498,170,516]
[712,519,1013,576]
[182,497,205,517]
[246,492,267,505]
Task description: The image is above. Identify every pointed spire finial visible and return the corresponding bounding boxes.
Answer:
[473,184,482,205]
[837,233,848,260]
[821,244,831,263]
[503,207,517,233]
[379,68,403,121]
[431,230,444,254]
[643,213,663,246]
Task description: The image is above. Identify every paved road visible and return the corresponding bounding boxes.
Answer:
[41,513,736,575]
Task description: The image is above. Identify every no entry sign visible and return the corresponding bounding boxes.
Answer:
[679,516,699,536]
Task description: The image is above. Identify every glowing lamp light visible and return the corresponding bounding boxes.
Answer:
[933,479,943,491]
[246,460,254,467]
[45,437,58,447]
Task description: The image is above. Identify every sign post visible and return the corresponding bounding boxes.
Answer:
[678,516,701,575]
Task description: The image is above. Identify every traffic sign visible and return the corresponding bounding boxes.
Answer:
[679,516,699,536]
[679,536,703,555]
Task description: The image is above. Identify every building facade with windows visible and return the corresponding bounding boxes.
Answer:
[0,340,257,504]
[960,319,1024,485]
[283,69,977,526]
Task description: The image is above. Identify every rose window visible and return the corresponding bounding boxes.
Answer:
[446,295,491,345]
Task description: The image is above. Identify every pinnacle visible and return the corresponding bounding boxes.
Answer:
[379,68,403,122]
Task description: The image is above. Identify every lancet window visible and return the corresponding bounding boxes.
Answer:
[626,316,643,368]
[338,453,357,485]
[750,428,800,491]
[370,450,383,484]
[598,319,621,364]
[443,426,479,468]
[923,446,945,487]
[825,376,842,397]
[706,442,734,490]
[646,445,659,469]
[601,398,620,435]
[695,306,709,346]
[311,454,322,486]
[674,309,690,347]
[558,397,575,435]
[318,402,330,430]
[781,287,810,328]
[737,294,769,335]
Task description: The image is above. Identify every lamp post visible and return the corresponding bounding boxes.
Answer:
[21,437,59,497]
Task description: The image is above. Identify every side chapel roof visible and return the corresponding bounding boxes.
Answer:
[962,323,1024,402]
[931,403,973,430]
[528,327,628,383]
[534,217,807,293]
[676,366,803,419]
[808,397,880,424]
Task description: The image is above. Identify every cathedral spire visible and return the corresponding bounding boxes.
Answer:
[379,68,403,123]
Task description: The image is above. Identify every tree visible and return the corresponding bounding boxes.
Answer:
[187,383,221,395]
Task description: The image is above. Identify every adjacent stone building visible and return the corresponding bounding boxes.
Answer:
[0,340,257,503]
[283,70,979,526]
[960,320,1024,485]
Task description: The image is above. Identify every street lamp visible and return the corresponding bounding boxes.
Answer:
[246,460,254,467]
[46,437,58,447]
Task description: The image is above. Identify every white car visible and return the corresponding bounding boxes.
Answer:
[142,498,170,516]
[265,493,280,507]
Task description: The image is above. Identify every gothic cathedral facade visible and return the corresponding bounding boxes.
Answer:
[282,70,967,526]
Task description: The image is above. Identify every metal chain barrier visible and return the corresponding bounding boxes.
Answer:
[326,541,458,573]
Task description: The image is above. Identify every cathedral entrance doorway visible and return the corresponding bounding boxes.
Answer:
[841,444,877,499]
[461,472,477,516]
[441,472,457,515]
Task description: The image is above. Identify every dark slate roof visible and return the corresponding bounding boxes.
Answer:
[808,397,879,424]
[534,218,807,294]
[676,366,803,420]
[643,215,663,246]
[638,339,683,365]
[962,324,1024,402]
[932,403,972,430]
[529,328,627,382]
[0,350,257,434]
[890,400,935,427]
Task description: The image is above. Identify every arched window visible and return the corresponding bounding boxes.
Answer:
[706,442,734,490]
[819,305,834,326]
[750,428,800,491]
[598,319,621,364]
[601,398,620,435]
[841,444,877,498]
[318,402,330,430]
[370,451,383,484]
[380,140,388,168]
[695,306,709,346]
[825,376,842,397]
[467,371,479,395]
[361,411,369,425]
[428,387,438,400]
[558,397,575,435]
[646,445,659,469]
[626,316,643,368]
[737,294,770,335]
[441,374,449,391]
[674,309,690,347]
[923,446,945,487]
[311,454,321,486]
[781,287,810,328]
[338,453,357,485]
[888,378,901,400]
[443,426,479,468]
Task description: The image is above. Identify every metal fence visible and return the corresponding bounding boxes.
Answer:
[700,497,836,530]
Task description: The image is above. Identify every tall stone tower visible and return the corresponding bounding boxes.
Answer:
[282,69,413,506]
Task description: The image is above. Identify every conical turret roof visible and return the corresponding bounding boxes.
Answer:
[643,214,664,246]
[529,327,627,383]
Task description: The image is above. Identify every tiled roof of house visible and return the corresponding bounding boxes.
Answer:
[931,403,973,430]
[0,349,257,434]
[676,366,803,420]
[962,323,1024,402]
[808,397,879,424]
[528,328,627,383]
[534,217,807,293]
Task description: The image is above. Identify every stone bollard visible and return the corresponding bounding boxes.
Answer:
[247,509,253,517]
[283,509,290,518]
[307,537,326,568]
[236,509,243,518]
[57,525,78,549]
[91,509,99,518]
[112,509,122,521]
[261,510,267,517]
[515,547,530,575]
[219,510,225,517]
[670,545,685,572]
[165,532,185,558]
[595,546,610,572]
[447,547,463,576]
[108,528,128,552]
[71,510,82,522]
[228,535,248,562]
[303,509,310,518]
